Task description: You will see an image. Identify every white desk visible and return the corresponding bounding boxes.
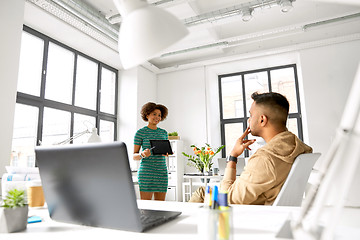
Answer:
[2,201,360,240]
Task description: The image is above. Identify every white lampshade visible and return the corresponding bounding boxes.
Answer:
[113,0,189,69]
[87,128,102,143]
[280,0,294,13]
[242,8,253,22]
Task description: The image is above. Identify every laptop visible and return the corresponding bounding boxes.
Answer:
[217,157,245,176]
[35,142,181,232]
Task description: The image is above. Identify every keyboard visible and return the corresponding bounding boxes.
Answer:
[140,213,167,228]
[138,209,181,231]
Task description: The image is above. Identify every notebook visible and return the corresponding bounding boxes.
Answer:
[35,142,181,232]
[217,157,245,176]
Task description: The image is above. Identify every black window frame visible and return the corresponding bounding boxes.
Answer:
[218,64,303,157]
[16,25,118,148]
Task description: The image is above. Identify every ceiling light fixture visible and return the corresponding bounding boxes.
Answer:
[27,0,119,51]
[108,0,282,26]
[280,0,294,13]
[113,0,189,69]
[242,8,253,22]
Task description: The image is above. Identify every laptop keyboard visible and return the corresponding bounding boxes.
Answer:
[138,209,181,231]
[140,214,167,226]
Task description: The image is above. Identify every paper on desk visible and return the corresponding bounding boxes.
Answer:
[2,168,41,199]
[3,173,27,181]
[5,166,39,174]
[3,173,41,181]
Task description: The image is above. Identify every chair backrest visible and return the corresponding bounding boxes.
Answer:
[272,153,321,207]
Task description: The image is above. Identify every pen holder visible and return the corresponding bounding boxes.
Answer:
[198,207,233,240]
[26,181,45,207]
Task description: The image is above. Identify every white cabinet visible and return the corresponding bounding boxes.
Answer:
[166,140,184,202]
[165,186,176,201]
[134,183,140,199]
[132,172,140,199]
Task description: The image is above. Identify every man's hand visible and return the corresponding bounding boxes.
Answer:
[230,126,256,157]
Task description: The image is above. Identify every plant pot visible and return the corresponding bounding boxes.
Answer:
[0,205,28,233]
[201,170,212,183]
[168,136,180,140]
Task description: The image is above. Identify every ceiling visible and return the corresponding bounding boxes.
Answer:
[24,0,360,73]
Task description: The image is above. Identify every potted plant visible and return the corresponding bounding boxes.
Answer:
[0,189,28,233]
[168,131,180,140]
[182,143,225,175]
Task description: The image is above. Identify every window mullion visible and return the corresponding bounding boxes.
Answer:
[96,63,101,131]
[241,74,247,130]
[267,70,272,92]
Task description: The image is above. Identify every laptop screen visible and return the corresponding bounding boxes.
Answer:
[35,142,170,232]
[217,157,245,176]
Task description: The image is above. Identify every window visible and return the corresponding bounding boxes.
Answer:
[219,64,302,157]
[74,56,98,110]
[100,67,117,114]
[45,42,75,104]
[11,104,39,167]
[17,31,44,96]
[11,26,118,167]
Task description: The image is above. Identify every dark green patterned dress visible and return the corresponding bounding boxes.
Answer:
[134,126,168,192]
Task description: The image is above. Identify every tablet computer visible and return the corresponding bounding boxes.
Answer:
[149,140,173,155]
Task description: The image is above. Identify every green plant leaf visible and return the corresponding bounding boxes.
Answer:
[184,143,225,173]
[2,189,26,209]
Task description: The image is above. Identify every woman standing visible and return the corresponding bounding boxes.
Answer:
[133,102,169,201]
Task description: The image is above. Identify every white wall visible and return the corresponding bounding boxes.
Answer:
[157,68,207,146]
[0,0,25,175]
[157,68,208,172]
[156,40,360,170]
[118,68,138,155]
[118,66,157,169]
[137,66,157,130]
[299,40,360,156]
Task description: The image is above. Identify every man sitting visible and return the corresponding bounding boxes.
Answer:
[189,92,312,205]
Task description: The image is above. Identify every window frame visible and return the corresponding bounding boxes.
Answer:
[218,64,303,157]
[16,25,118,147]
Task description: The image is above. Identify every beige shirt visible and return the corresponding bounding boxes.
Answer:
[220,131,312,205]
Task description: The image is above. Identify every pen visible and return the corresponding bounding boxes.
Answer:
[149,146,156,151]
[211,185,219,209]
[210,186,219,240]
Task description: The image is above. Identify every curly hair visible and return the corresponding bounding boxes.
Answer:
[141,102,168,122]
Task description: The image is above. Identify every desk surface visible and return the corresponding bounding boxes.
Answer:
[1,200,359,240]
[183,174,222,179]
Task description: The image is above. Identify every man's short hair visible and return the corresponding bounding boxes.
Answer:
[251,92,289,126]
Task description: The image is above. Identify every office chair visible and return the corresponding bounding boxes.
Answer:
[272,153,321,207]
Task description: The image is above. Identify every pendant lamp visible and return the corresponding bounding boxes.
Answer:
[113,0,189,69]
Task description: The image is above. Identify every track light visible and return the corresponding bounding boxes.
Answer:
[242,8,253,22]
[280,0,294,13]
